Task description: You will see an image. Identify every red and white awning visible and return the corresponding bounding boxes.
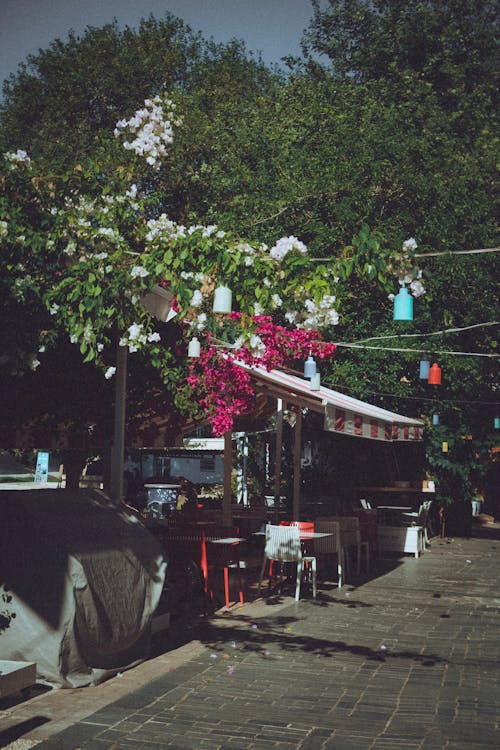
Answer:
[235,362,423,442]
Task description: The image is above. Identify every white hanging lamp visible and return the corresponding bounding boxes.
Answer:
[303,355,317,378]
[188,337,201,358]
[213,285,232,313]
[310,373,321,391]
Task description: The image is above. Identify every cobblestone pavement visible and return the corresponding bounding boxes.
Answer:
[1,525,499,749]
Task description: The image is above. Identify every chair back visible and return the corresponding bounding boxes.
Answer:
[265,524,302,562]
[314,520,341,554]
[417,501,432,525]
[359,498,372,510]
[280,520,314,534]
[318,515,361,547]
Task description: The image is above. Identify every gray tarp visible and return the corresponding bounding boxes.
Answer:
[0,489,166,688]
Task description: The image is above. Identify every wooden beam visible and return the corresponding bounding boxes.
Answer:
[273,398,284,524]
[292,408,302,521]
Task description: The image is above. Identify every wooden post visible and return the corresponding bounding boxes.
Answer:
[292,408,302,521]
[273,398,284,524]
[223,431,233,526]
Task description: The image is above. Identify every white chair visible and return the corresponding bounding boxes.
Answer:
[314,520,344,588]
[318,516,370,577]
[402,500,432,546]
[359,498,372,510]
[258,524,316,601]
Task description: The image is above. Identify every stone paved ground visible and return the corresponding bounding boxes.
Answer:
[1,525,499,749]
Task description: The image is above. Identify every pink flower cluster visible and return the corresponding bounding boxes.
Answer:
[188,316,336,436]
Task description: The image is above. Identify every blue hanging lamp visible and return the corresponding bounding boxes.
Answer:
[304,355,317,378]
[419,359,430,379]
[432,413,439,426]
[393,287,413,321]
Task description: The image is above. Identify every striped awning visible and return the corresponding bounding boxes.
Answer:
[235,362,423,442]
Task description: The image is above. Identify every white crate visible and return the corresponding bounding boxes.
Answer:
[378,526,424,558]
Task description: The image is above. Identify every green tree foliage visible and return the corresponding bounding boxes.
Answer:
[0,7,497,499]
[0,16,205,170]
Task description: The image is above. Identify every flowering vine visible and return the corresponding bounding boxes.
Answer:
[0,89,423,435]
[187,316,337,435]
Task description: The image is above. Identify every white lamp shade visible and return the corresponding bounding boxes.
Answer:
[310,373,321,390]
[188,337,201,358]
[213,285,232,313]
[304,356,317,378]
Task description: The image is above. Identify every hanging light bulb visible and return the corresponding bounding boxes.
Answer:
[213,285,232,313]
[188,337,201,358]
[428,362,442,386]
[303,355,317,378]
[393,287,413,321]
[310,373,321,391]
[419,359,430,379]
[432,413,439,425]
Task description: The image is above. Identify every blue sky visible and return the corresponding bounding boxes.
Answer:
[0,0,317,86]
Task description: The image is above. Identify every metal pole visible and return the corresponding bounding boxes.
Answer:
[110,344,127,503]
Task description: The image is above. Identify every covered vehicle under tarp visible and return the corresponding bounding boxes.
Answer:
[0,489,166,688]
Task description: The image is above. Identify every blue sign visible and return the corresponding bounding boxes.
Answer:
[34,451,49,482]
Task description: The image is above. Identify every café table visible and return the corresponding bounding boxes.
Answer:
[206,536,247,608]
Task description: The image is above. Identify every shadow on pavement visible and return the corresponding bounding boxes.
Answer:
[190,609,446,667]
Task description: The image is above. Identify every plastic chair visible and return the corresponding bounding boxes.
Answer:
[401,500,432,546]
[350,509,379,559]
[359,498,372,510]
[258,524,316,601]
[318,516,369,577]
[280,520,315,557]
[313,520,344,588]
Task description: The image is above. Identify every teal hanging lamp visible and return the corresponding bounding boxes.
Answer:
[393,287,413,321]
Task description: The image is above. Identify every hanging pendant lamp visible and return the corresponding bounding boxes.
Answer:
[304,355,317,378]
[188,337,201,358]
[310,373,321,391]
[428,362,442,386]
[213,285,232,313]
[432,413,439,425]
[494,417,500,430]
[442,441,449,453]
[393,287,413,321]
[419,359,430,379]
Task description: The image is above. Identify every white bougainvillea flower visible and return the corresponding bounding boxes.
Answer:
[130,265,149,279]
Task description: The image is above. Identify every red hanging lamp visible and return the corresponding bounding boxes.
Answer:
[428,362,442,386]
